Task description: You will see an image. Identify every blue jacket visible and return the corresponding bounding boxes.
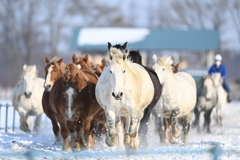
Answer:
[208,64,227,80]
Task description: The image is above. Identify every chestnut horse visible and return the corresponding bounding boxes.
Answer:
[49,62,103,152]
[42,57,69,143]
[72,54,107,145]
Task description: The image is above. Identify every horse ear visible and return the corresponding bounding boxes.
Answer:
[32,65,36,72]
[57,58,63,66]
[152,54,157,62]
[123,50,129,61]
[166,56,173,65]
[45,57,50,63]
[84,55,89,62]
[122,42,128,50]
[108,42,112,50]
[72,54,77,61]
[23,64,27,70]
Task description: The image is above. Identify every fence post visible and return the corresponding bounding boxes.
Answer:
[13,109,16,132]
[5,104,9,133]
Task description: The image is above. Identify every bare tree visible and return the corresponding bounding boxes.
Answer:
[229,0,240,47]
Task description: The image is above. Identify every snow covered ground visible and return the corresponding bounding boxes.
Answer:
[0,100,240,160]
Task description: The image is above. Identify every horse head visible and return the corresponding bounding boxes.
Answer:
[72,54,94,72]
[44,57,64,92]
[200,75,215,101]
[128,50,142,65]
[63,62,89,120]
[21,64,38,98]
[211,73,223,87]
[108,42,129,100]
[152,55,174,85]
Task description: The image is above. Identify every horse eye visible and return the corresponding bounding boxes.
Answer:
[110,70,112,74]
[123,70,126,73]
[163,68,165,71]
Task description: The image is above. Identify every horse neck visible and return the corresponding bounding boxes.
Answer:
[82,70,98,84]
[162,71,176,86]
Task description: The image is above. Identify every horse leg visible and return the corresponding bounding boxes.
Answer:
[129,111,142,149]
[116,117,125,150]
[163,118,169,145]
[192,106,201,133]
[182,111,193,146]
[18,108,31,133]
[33,113,42,135]
[169,108,180,138]
[153,113,165,145]
[138,107,151,147]
[203,109,212,133]
[84,117,94,149]
[123,116,130,145]
[66,121,77,150]
[58,118,71,152]
[105,110,117,147]
[51,115,61,144]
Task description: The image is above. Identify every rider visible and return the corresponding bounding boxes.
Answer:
[208,54,231,103]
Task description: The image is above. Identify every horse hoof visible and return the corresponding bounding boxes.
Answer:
[63,147,72,152]
[73,142,81,151]
[105,136,116,147]
[124,134,130,145]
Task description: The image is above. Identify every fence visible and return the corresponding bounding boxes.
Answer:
[0,103,17,133]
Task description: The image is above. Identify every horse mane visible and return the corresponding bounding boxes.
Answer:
[48,56,65,73]
[156,56,174,73]
[128,50,142,65]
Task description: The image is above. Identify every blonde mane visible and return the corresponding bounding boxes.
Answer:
[156,56,174,73]
[109,48,130,65]
[48,56,66,73]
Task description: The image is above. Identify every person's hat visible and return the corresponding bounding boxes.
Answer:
[215,54,222,61]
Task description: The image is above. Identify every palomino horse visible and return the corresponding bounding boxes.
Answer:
[42,57,66,143]
[128,50,179,146]
[95,42,154,149]
[49,62,102,152]
[152,55,196,146]
[127,50,162,147]
[192,74,218,133]
[211,73,228,126]
[12,64,44,134]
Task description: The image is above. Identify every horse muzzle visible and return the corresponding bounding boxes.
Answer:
[66,112,75,120]
[24,92,32,98]
[112,92,123,100]
[44,85,51,92]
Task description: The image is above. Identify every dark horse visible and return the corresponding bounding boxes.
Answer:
[128,50,179,146]
[49,62,103,152]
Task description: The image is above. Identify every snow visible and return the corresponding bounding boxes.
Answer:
[0,100,240,159]
[78,28,150,46]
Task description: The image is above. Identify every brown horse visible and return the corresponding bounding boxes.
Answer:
[42,57,65,144]
[72,54,107,146]
[49,62,103,152]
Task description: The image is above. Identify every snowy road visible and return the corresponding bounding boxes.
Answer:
[0,101,240,160]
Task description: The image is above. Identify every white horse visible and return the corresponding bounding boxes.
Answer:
[211,73,228,126]
[95,42,154,149]
[12,64,45,134]
[152,55,196,146]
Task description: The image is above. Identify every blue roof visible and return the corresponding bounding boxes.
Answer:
[71,28,219,51]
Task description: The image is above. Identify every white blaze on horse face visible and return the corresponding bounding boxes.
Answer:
[45,65,54,90]
[65,87,75,119]
[109,62,126,99]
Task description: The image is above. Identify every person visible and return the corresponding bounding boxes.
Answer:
[208,54,231,103]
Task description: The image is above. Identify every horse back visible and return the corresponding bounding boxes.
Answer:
[143,66,162,107]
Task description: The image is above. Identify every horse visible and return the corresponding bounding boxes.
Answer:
[12,64,44,134]
[152,55,196,146]
[42,57,66,143]
[72,54,107,145]
[127,50,180,147]
[211,73,228,126]
[49,62,103,152]
[192,74,218,133]
[127,50,162,147]
[95,42,154,149]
